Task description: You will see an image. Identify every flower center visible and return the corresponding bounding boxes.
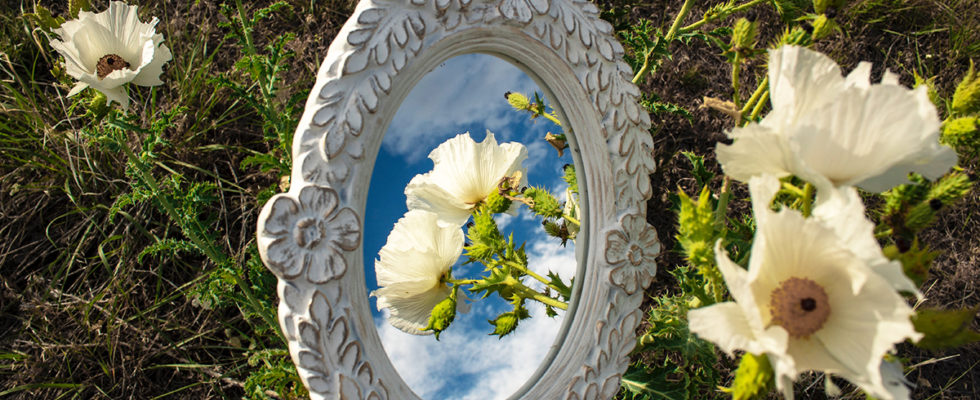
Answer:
[293,217,325,249]
[769,277,830,339]
[627,244,644,266]
[96,54,131,79]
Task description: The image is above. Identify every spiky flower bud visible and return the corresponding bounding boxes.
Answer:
[506,92,531,111]
[425,295,457,340]
[731,18,757,53]
[484,188,512,214]
[952,60,980,116]
[524,187,563,218]
[725,353,774,400]
[810,14,838,41]
[813,0,845,14]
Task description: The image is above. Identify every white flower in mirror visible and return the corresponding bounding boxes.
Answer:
[372,210,464,335]
[688,176,921,400]
[405,131,528,226]
[49,1,172,108]
[716,45,956,193]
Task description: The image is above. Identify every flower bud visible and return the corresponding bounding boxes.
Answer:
[506,92,531,111]
[425,295,457,340]
[524,187,563,218]
[724,352,774,400]
[952,60,980,116]
[942,117,979,152]
[810,14,838,41]
[731,18,757,53]
[544,132,567,157]
[484,188,512,214]
[813,0,846,14]
[490,312,519,337]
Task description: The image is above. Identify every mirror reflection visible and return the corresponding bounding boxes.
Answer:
[363,53,580,399]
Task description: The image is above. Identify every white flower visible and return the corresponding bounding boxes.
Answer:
[371,210,464,335]
[49,1,172,108]
[716,45,956,193]
[688,176,921,400]
[405,131,528,226]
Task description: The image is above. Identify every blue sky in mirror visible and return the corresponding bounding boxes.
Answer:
[363,53,578,399]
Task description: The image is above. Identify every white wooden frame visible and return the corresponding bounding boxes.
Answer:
[256,0,660,398]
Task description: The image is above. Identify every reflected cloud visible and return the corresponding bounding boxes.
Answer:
[384,54,541,163]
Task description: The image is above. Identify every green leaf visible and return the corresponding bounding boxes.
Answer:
[882,239,938,287]
[912,306,980,349]
[681,152,714,191]
[620,364,689,400]
[546,271,572,301]
[68,0,91,18]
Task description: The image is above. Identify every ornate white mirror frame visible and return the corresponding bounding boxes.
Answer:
[256,0,660,398]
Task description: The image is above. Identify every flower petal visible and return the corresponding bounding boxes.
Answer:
[405,174,473,226]
[717,124,794,182]
[766,45,845,127]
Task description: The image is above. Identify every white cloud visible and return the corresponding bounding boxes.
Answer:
[376,234,577,399]
[384,54,543,163]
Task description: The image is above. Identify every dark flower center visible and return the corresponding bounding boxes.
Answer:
[769,277,831,338]
[97,54,131,79]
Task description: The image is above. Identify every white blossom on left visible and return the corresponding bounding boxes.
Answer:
[50,1,172,108]
[372,210,464,335]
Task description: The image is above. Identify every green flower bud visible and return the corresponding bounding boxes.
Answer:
[506,91,531,111]
[425,295,457,340]
[731,18,757,53]
[490,312,519,337]
[524,187,563,218]
[942,116,979,151]
[484,188,512,214]
[810,14,838,41]
[723,353,774,400]
[952,60,980,116]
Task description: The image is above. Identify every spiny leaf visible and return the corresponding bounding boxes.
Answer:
[912,306,980,349]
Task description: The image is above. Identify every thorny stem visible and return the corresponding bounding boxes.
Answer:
[749,89,769,120]
[632,0,696,83]
[732,53,743,109]
[113,121,283,342]
[503,259,557,291]
[739,76,768,125]
[678,0,769,33]
[512,279,568,310]
[563,213,581,227]
[714,177,731,227]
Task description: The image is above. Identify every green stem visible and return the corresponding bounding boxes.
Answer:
[801,182,814,217]
[732,53,743,109]
[541,112,562,127]
[739,76,769,125]
[114,125,282,342]
[749,89,769,121]
[632,0,696,83]
[563,213,580,227]
[678,0,769,33]
[780,182,805,197]
[503,260,555,290]
[714,177,731,227]
[513,280,568,310]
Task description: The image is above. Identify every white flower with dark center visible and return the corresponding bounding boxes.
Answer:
[405,131,527,226]
[49,1,172,108]
[688,176,921,400]
[372,210,464,335]
[716,45,956,193]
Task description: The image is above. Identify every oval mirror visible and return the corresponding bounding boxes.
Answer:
[364,53,578,399]
[256,0,660,399]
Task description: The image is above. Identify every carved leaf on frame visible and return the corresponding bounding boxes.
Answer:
[498,0,549,24]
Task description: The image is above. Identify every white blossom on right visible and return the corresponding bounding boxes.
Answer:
[716,45,956,193]
[688,176,921,400]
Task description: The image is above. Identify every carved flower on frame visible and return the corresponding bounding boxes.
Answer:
[258,186,360,283]
[605,214,659,294]
[49,1,172,108]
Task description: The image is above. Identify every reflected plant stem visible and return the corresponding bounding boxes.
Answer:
[512,280,568,310]
[801,182,814,217]
[563,213,580,227]
[501,260,561,293]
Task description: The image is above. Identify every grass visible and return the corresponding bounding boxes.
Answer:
[0,0,977,399]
